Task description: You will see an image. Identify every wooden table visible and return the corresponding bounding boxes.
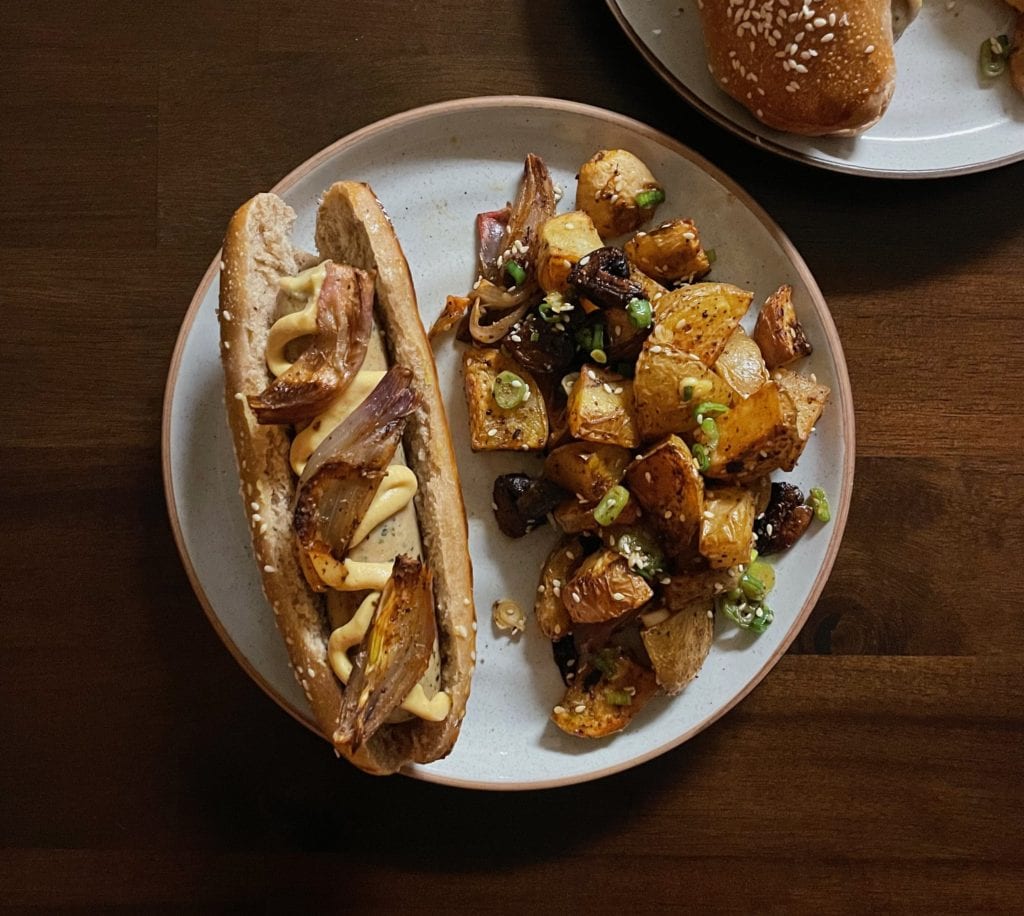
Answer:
[3,1,1022,910]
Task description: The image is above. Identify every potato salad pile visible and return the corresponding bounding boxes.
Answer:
[433,150,831,738]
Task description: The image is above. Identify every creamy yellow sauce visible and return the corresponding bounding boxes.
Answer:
[268,261,447,721]
[327,593,451,721]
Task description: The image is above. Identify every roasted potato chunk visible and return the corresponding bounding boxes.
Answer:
[535,537,585,640]
[576,149,664,238]
[705,382,798,483]
[752,284,812,370]
[552,496,641,535]
[630,266,670,307]
[699,486,757,569]
[535,211,604,294]
[772,368,830,470]
[463,348,548,451]
[625,435,704,559]
[562,548,653,624]
[663,567,742,611]
[567,364,640,448]
[544,442,631,502]
[634,342,736,441]
[624,218,711,284]
[714,326,769,399]
[641,598,715,695]
[552,647,659,738]
[652,282,754,366]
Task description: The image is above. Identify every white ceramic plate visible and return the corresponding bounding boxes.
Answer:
[163,97,854,789]
[608,0,1024,177]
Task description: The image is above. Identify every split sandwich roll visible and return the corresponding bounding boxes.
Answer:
[219,183,475,774]
[696,0,899,136]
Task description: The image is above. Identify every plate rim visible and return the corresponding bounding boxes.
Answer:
[161,94,856,790]
[605,0,1024,180]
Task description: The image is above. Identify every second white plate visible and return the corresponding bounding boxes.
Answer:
[609,0,1024,177]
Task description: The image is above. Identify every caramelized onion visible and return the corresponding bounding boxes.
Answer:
[477,208,510,279]
[293,367,418,562]
[248,262,374,425]
[469,295,532,345]
[335,555,437,749]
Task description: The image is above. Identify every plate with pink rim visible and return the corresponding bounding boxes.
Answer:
[607,0,1024,177]
[163,96,854,789]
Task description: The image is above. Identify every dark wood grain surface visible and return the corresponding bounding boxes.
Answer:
[2,1,1022,911]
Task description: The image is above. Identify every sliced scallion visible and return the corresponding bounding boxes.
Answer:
[634,188,666,209]
[504,259,526,286]
[594,485,630,527]
[492,370,527,409]
[626,297,652,329]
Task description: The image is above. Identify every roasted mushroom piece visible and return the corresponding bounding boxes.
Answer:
[568,246,644,311]
[492,473,567,538]
[753,481,814,554]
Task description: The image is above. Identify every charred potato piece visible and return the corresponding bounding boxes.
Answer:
[535,537,585,640]
[754,482,814,555]
[634,342,736,441]
[624,219,711,284]
[705,382,798,484]
[699,486,757,569]
[641,598,715,695]
[552,496,641,535]
[748,474,773,516]
[463,348,548,451]
[772,368,830,470]
[567,364,640,449]
[652,282,754,366]
[562,548,653,624]
[663,567,742,611]
[625,435,704,559]
[544,442,632,502]
[714,326,769,399]
[752,284,812,370]
[552,647,659,738]
[536,211,604,294]
[576,149,664,238]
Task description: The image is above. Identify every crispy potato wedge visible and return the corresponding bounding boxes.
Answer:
[752,284,812,370]
[705,381,798,483]
[535,536,584,640]
[552,496,642,535]
[624,218,711,284]
[551,648,659,738]
[641,598,715,695]
[463,348,548,451]
[535,211,604,294]
[544,442,632,502]
[699,486,757,569]
[634,341,736,441]
[625,435,704,559]
[567,364,640,449]
[714,326,770,399]
[772,368,830,471]
[652,282,754,366]
[562,548,653,624]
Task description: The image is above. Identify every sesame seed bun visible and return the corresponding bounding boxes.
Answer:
[696,0,898,137]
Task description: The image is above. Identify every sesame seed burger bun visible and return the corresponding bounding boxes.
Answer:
[696,0,898,137]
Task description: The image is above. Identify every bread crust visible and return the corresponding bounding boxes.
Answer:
[219,187,475,774]
[697,0,897,136]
